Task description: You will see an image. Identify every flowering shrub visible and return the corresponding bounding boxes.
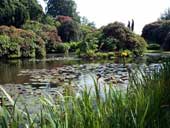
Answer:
[0,26,46,58]
[99,22,147,55]
[22,21,62,53]
[56,16,73,23]
[120,50,131,57]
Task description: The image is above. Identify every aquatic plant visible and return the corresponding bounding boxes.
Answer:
[0,61,170,127]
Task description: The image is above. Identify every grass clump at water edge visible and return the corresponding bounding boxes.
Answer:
[0,61,170,127]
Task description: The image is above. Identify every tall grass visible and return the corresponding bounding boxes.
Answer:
[1,61,170,128]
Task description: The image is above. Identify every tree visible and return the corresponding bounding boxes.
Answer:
[131,19,134,32]
[58,20,80,42]
[160,8,170,20]
[99,22,147,55]
[0,0,44,27]
[142,21,170,45]
[19,0,44,21]
[0,0,28,27]
[142,20,170,50]
[127,21,131,30]
[45,0,80,22]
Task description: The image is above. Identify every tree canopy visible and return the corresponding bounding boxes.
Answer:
[99,22,147,55]
[19,0,44,21]
[45,0,80,22]
[160,8,170,20]
[142,20,170,50]
[58,20,80,42]
[0,0,43,27]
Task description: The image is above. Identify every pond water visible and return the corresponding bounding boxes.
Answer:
[0,53,170,112]
[0,53,168,83]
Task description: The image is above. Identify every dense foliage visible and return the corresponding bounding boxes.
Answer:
[99,22,147,55]
[0,0,148,57]
[147,43,160,50]
[0,26,46,58]
[80,25,97,40]
[22,21,62,53]
[40,15,61,28]
[142,20,170,50]
[0,0,43,27]
[19,0,44,21]
[162,32,170,50]
[45,0,80,22]
[58,20,81,42]
[0,0,28,27]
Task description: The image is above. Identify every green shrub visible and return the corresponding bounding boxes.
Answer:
[58,20,81,42]
[0,26,46,58]
[54,43,70,54]
[162,32,170,50]
[0,35,11,56]
[22,20,56,33]
[99,37,118,51]
[126,34,147,55]
[86,49,96,58]
[107,52,115,58]
[147,43,160,50]
[80,25,96,39]
[79,51,115,59]
[95,52,108,58]
[142,20,170,50]
[99,22,147,55]
[53,43,65,53]
[40,15,61,28]
[45,41,80,54]
[68,42,80,52]
[23,21,62,53]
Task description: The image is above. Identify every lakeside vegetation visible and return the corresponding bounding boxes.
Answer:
[0,0,148,59]
[0,60,170,127]
[1,0,170,59]
[1,0,170,127]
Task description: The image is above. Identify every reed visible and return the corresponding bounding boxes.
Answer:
[1,61,170,128]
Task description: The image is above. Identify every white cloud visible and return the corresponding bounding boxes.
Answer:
[39,0,170,34]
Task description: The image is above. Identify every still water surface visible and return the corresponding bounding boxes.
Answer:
[0,53,169,111]
[0,53,168,85]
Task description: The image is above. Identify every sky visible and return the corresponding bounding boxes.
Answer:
[38,0,170,34]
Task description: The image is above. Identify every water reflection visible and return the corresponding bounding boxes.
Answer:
[0,53,168,85]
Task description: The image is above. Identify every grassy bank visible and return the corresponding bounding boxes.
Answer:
[1,61,170,128]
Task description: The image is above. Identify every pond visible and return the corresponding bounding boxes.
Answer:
[0,53,170,112]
